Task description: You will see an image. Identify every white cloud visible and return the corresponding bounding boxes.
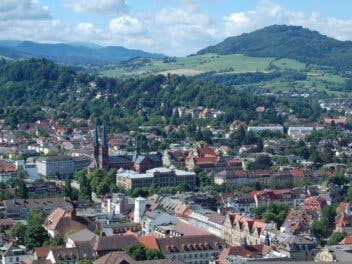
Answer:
[2,0,352,56]
[64,0,128,17]
[0,0,51,21]
[222,0,352,42]
[109,15,146,35]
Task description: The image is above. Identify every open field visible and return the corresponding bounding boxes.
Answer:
[101,53,307,78]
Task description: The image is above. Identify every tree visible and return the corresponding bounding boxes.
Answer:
[322,204,338,230]
[124,244,164,261]
[252,155,272,170]
[252,203,289,227]
[328,232,346,245]
[16,178,28,199]
[63,176,73,200]
[10,222,26,244]
[24,210,50,249]
[312,220,329,243]
[79,173,91,200]
[124,244,146,261]
[145,249,164,260]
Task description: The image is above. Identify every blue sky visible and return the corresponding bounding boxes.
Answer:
[2,0,352,56]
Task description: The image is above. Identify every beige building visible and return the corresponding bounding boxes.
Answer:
[116,167,196,190]
[223,212,277,246]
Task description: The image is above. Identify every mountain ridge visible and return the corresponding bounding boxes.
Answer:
[197,25,352,70]
[0,41,165,65]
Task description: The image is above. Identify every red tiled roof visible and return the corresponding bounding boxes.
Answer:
[194,156,219,165]
[137,236,159,250]
[302,197,327,212]
[250,189,293,200]
[34,246,64,259]
[234,170,248,177]
[219,244,271,263]
[0,163,16,173]
[336,202,352,229]
[340,236,352,245]
[324,117,348,125]
[198,147,218,157]
[289,169,306,178]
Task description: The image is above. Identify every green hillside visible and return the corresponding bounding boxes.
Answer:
[101,53,306,78]
[197,25,352,71]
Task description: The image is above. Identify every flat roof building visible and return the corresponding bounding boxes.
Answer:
[116,167,196,190]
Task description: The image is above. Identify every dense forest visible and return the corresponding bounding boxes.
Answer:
[197,25,352,71]
[194,70,307,86]
[0,59,323,130]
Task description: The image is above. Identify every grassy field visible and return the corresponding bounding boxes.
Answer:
[101,53,306,78]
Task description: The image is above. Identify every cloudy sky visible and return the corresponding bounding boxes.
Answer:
[2,0,352,56]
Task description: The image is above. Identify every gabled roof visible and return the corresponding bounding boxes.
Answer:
[35,246,64,259]
[91,235,139,252]
[340,236,352,245]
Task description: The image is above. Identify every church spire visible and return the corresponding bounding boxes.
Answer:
[93,125,99,146]
[101,125,108,147]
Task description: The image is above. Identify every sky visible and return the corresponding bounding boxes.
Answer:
[1,0,352,56]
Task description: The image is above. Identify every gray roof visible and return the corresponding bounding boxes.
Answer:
[67,228,97,242]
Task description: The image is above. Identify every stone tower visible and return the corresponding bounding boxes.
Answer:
[99,125,109,170]
[92,125,109,169]
[93,125,100,168]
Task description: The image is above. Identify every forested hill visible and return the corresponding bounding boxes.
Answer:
[0,41,164,65]
[0,59,322,129]
[197,25,352,71]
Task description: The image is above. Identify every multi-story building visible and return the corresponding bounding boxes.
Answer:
[214,170,272,188]
[288,126,323,140]
[36,155,89,179]
[186,208,225,237]
[223,212,277,246]
[250,189,304,208]
[0,197,73,219]
[272,233,319,261]
[247,125,284,133]
[138,234,225,264]
[116,167,196,191]
[141,210,179,235]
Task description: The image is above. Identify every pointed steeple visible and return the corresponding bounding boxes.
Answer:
[101,125,108,147]
[132,137,140,161]
[93,125,99,146]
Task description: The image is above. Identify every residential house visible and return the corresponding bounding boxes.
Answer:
[218,244,287,263]
[223,213,277,246]
[0,242,29,264]
[250,189,303,208]
[162,149,188,168]
[43,208,97,238]
[0,197,73,219]
[219,193,256,214]
[272,234,318,261]
[66,229,97,248]
[141,210,179,235]
[301,196,327,218]
[281,209,313,235]
[335,202,352,235]
[185,208,224,237]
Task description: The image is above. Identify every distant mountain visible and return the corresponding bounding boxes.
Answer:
[197,25,352,71]
[0,41,165,65]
